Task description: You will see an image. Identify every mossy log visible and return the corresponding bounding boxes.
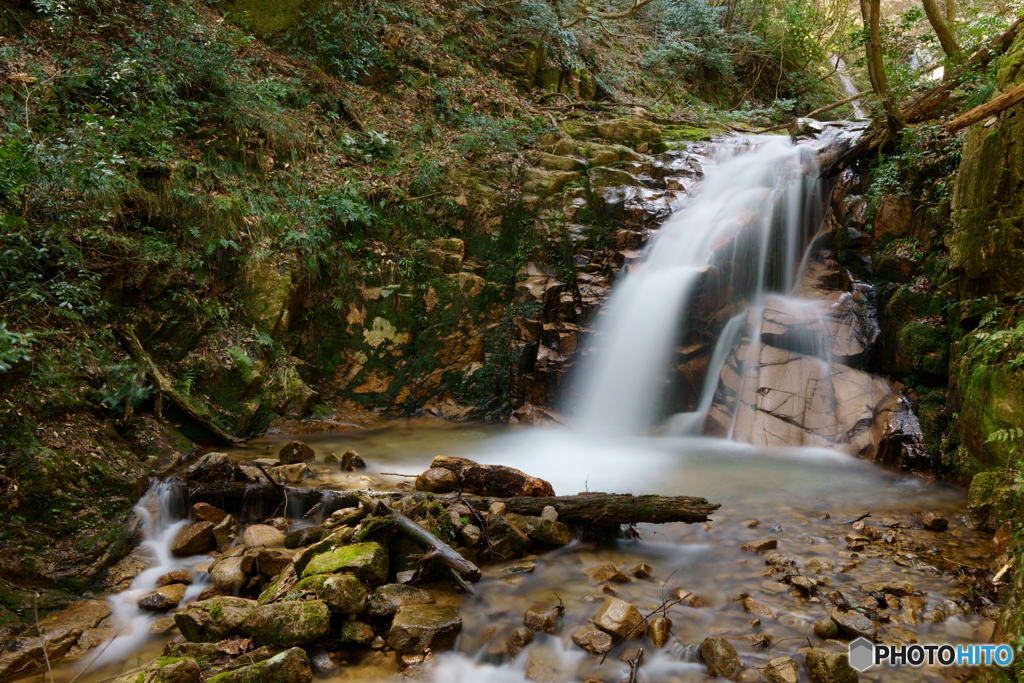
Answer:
[177,481,720,526]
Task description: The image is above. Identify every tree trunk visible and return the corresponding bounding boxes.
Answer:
[946,81,1024,132]
[862,0,905,136]
[945,0,955,23]
[178,482,721,526]
[922,0,961,60]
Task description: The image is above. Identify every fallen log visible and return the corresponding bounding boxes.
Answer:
[114,324,244,446]
[946,81,1024,133]
[177,481,720,526]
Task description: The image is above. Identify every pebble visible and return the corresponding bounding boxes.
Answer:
[571,625,612,654]
[586,563,631,583]
[649,616,671,648]
[922,512,948,531]
[764,656,799,683]
[743,519,760,527]
[741,539,778,553]
[507,626,534,657]
[488,502,507,516]
[742,596,776,619]
[813,618,839,639]
[541,506,558,522]
[524,608,556,634]
[156,569,193,586]
[630,563,653,579]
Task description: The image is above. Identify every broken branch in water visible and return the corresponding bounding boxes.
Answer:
[627,647,644,683]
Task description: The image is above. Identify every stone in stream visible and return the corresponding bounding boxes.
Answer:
[164,641,221,659]
[157,569,194,586]
[388,604,463,653]
[524,608,556,634]
[138,583,187,611]
[742,596,776,619]
[242,524,287,548]
[741,539,778,553]
[367,584,434,618]
[507,626,535,657]
[110,657,201,683]
[300,541,388,584]
[699,637,742,680]
[212,514,238,553]
[479,515,532,563]
[241,548,292,577]
[210,556,247,592]
[630,563,653,578]
[171,521,216,557]
[883,580,915,596]
[341,450,366,471]
[174,597,257,642]
[241,600,330,647]
[339,621,375,645]
[804,648,859,683]
[649,616,672,648]
[308,646,337,677]
[287,574,368,614]
[586,563,631,584]
[416,467,459,493]
[593,597,644,639]
[278,440,314,464]
[193,502,227,524]
[571,625,612,654]
[0,599,112,680]
[524,647,572,683]
[813,618,840,639]
[270,462,309,484]
[206,647,312,683]
[764,656,800,683]
[541,505,558,521]
[510,514,573,546]
[922,512,948,531]
[828,608,878,640]
[460,524,482,547]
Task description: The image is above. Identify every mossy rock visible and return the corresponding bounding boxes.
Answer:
[966,470,1021,531]
[206,647,312,683]
[950,353,1024,469]
[240,600,330,648]
[174,597,256,643]
[300,541,388,585]
[110,656,200,683]
[219,0,319,34]
[895,322,949,384]
[286,574,368,614]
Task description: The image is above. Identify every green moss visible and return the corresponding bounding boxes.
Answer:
[896,322,949,383]
[219,0,319,34]
[300,541,388,584]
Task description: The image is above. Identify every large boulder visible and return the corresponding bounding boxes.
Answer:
[210,556,248,593]
[419,456,555,497]
[367,584,435,618]
[206,647,312,683]
[240,600,330,648]
[174,597,256,642]
[170,521,215,557]
[287,574,368,614]
[242,524,287,548]
[111,657,200,683]
[0,600,111,680]
[388,604,463,653]
[278,440,314,465]
[300,541,388,585]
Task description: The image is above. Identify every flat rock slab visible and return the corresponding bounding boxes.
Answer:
[171,521,215,557]
[388,604,463,653]
[138,583,187,611]
[593,597,643,639]
[301,542,388,585]
[0,599,112,680]
[241,600,330,648]
[174,597,256,643]
[367,584,435,618]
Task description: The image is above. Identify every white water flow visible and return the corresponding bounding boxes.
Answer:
[574,135,824,437]
[834,55,867,118]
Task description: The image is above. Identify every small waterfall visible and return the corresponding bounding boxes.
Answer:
[834,55,867,119]
[573,135,825,437]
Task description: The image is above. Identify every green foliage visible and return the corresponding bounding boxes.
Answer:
[0,322,34,372]
[867,123,961,211]
[99,363,153,415]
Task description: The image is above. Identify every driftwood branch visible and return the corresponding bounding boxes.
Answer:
[180,482,720,526]
[946,81,1024,133]
[759,90,874,133]
[113,324,244,446]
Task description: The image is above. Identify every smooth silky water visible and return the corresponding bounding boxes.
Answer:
[15,134,993,683]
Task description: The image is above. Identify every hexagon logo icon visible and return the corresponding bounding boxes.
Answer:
[849,637,874,672]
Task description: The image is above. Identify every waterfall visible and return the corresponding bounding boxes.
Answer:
[572,135,828,437]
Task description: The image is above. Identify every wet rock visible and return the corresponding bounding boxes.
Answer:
[479,515,532,563]
[308,646,337,677]
[742,597,776,619]
[488,502,507,515]
[212,514,238,553]
[742,539,778,553]
[507,626,534,657]
[174,597,257,642]
[829,608,878,640]
[210,555,247,592]
[241,600,330,648]
[789,576,817,595]
[171,521,216,557]
[902,595,926,625]
[630,563,653,579]
[586,563,631,583]
[111,657,201,683]
[157,569,194,586]
[765,552,796,567]
[242,524,286,549]
[300,541,388,585]
[270,462,309,484]
[883,580,915,596]
[138,584,187,611]
[460,524,481,547]
[425,456,555,497]
[541,506,558,522]
[571,625,612,654]
[149,617,177,634]
[341,450,366,471]
[164,641,220,659]
[415,467,459,493]
[0,599,112,680]
[649,616,671,648]
[511,514,572,546]
[813,619,839,639]
[324,452,339,463]
[193,503,228,524]
[805,648,858,683]
[278,440,314,464]
[524,608,556,634]
[241,548,292,577]
[367,584,434,618]
[388,604,463,653]
[525,647,572,683]
[339,621,375,646]
[922,512,948,531]
[700,637,742,680]
[288,574,368,614]
[764,656,799,683]
[743,519,760,527]
[593,597,643,639]
[206,647,312,683]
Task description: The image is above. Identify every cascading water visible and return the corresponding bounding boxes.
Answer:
[573,135,828,439]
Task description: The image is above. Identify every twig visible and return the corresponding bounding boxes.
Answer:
[627,647,644,683]
[842,511,871,524]
[600,595,687,663]
[67,629,122,683]
[34,593,53,683]
[380,472,419,477]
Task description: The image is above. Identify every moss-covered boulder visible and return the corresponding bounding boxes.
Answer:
[895,322,949,384]
[966,470,1021,531]
[286,574,368,614]
[174,597,256,643]
[388,604,463,653]
[206,647,312,683]
[300,541,388,584]
[240,600,330,648]
[219,0,319,35]
[111,657,200,683]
